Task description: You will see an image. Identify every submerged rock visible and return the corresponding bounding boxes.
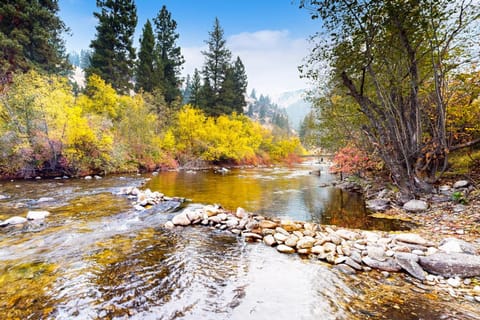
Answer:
[0,216,28,226]
[26,210,50,220]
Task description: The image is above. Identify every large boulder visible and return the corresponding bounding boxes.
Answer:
[395,252,425,280]
[362,256,401,272]
[419,252,480,278]
[438,238,477,255]
[403,199,428,212]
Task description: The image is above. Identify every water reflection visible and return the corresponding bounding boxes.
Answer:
[146,165,408,231]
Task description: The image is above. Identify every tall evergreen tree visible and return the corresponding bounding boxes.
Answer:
[188,69,202,107]
[232,56,248,113]
[182,74,191,105]
[202,17,232,110]
[154,5,184,105]
[136,19,156,92]
[87,0,137,94]
[0,0,69,74]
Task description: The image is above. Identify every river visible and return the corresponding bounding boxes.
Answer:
[0,161,479,319]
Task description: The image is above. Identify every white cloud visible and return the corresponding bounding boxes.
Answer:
[182,29,311,96]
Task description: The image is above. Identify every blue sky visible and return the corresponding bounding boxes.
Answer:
[59,0,321,96]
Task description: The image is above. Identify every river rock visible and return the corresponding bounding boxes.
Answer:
[284,235,299,247]
[362,256,401,272]
[274,232,288,243]
[367,245,387,261]
[259,220,277,229]
[26,210,50,220]
[37,197,55,203]
[280,220,301,232]
[453,180,470,189]
[296,236,316,249]
[419,252,480,278]
[438,238,477,255]
[335,229,358,241]
[395,252,425,280]
[366,199,390,211]
[243,232,263,241]
[263,234,276,246]
[344,257,363,270]
[0,216,28,226]
[186,209,203,222]
[311,246,325,255]
[172,212,191,226]
[275,227,290,236]
[235,207,248,219]
[225,218,239,228]
[403,199,428,212]
[334,264,356,275]
[277,244,295,254]
[164,221,175,229]
[394,233,431,246]
[323,242,337,253]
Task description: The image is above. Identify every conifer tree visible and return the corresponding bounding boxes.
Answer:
[154,5,184,105]
[136,19,156,92]
[232,56,248,113]
[0,0,69,74]
[87,0,137,94]
[202,17,232,113]
[188,69,202,107]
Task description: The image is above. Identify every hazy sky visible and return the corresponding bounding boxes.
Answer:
[59,0,321,96]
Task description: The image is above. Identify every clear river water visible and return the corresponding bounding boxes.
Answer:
[0,161,479,319]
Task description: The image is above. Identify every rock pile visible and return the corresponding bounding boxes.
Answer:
[117,186,184,211]
[166,205,480,299]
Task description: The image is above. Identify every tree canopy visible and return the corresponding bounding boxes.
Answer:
[301,0,480,197]
[0,0,69,74]
[86,0,137,94]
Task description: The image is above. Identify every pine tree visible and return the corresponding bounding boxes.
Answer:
[136,19,156,92]
[154,5,184,105]
[0,0,69,74]
[217,66,236,115]
[188,69,202,107]
[182,74,191,105]
[201,17,232,113]
[87,0,137,94]
[232,56,247,113]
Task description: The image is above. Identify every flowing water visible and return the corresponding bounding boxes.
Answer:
[0,162,478,319]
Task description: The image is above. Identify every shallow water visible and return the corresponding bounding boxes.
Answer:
[0,164,478,319]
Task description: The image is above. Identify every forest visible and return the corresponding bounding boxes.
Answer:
[1,0,480,198]
[0,1,301,178]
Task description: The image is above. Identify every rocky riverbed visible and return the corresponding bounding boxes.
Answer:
[111,182,480,306]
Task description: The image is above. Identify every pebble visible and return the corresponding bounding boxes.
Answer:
[263,234,276,246]
[447,277,462,288]
[277,244,295,254]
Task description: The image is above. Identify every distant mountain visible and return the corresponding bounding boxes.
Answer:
[271,89,311,130]
[245,91,290,132]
